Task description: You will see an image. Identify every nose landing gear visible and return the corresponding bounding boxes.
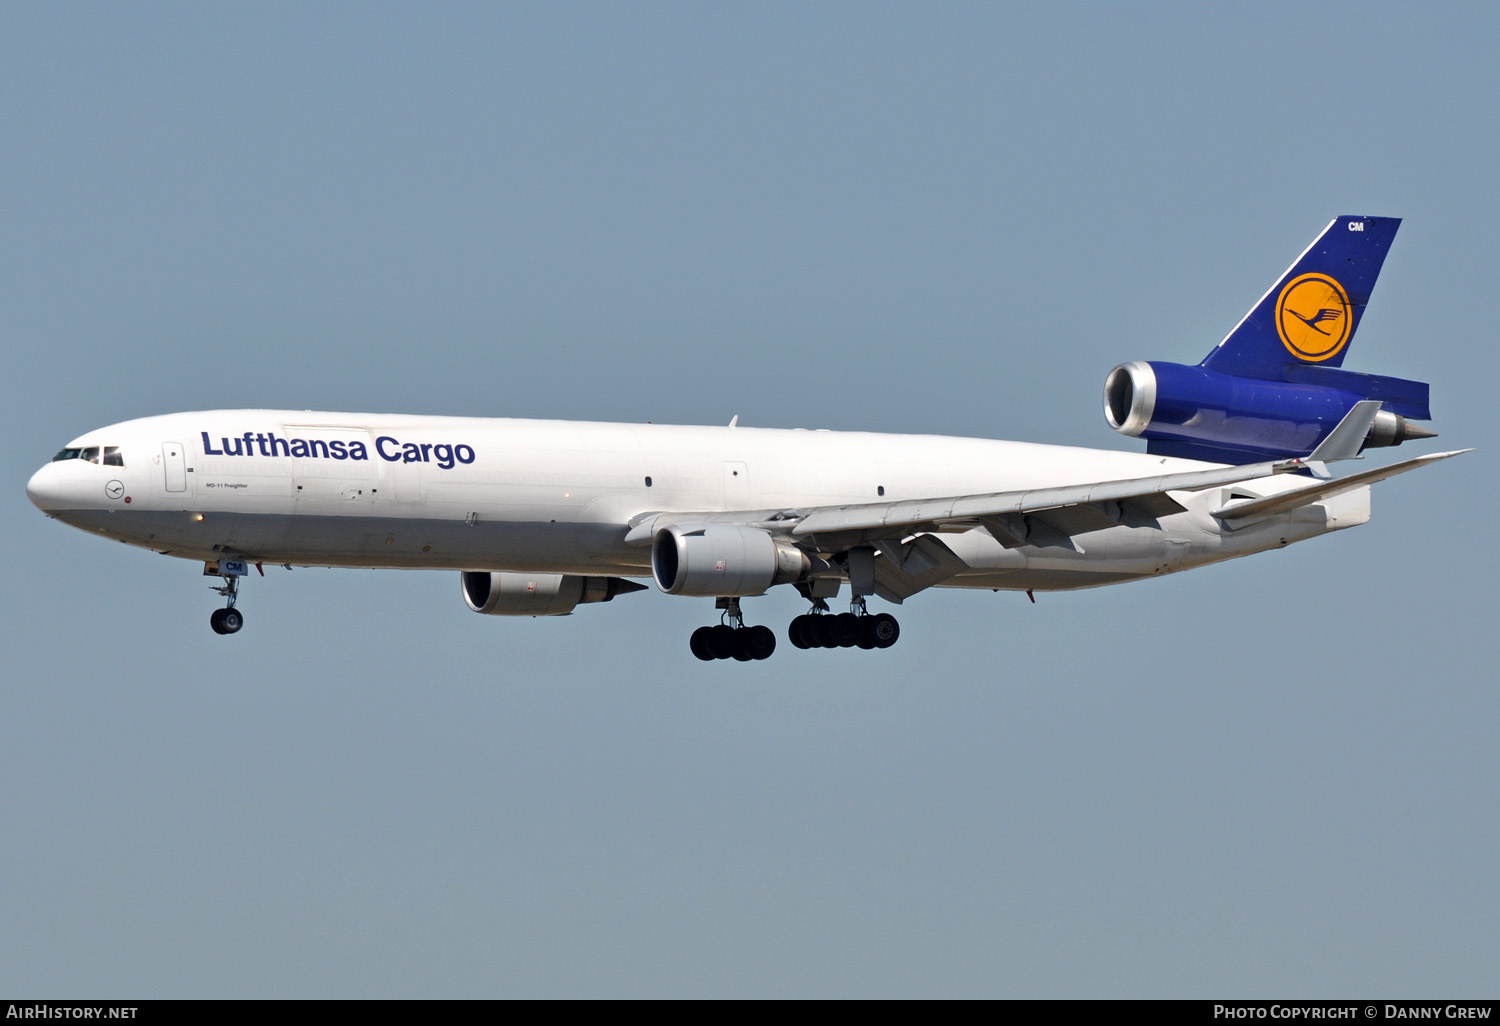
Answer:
[206,560,247,635]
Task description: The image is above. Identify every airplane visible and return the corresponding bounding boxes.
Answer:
[26,215,1466,661]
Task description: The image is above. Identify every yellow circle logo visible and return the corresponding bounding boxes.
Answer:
[1276,273,1352,362]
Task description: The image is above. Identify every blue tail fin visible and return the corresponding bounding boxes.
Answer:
[1202,215,1401,380]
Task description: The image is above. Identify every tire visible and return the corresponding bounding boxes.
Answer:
[731,630,755,661]
[690,626,716,661]
[745,625,777,660]
[788,615,812,649]
[708,624,738,659]
[209,609,228,635]
[809,616,835,649]
[220,608,244,634]
[869,612,900,649]
[831,612,861,648]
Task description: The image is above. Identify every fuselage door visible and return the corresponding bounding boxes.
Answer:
[162,442,187,492]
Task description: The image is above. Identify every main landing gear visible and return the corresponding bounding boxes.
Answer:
[206,560,246,635]
[690,597,778,662]
[788,597,900,651]
[688,595,902,661]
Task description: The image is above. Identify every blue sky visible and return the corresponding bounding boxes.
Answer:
[3,2,1496,997]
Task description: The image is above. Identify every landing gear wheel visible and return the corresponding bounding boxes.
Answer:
[788,615,812,649]
[210,607,243,635]
[690,626,716,661]
[867,612,899,649]
[745,625,777,660]
[708,624,738,660]
[831,612,862,648]
[809,616,836,648]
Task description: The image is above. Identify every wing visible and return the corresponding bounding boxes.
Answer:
[621,453,1344,602]
[628,450,1351,549]
[621,406,1463,602]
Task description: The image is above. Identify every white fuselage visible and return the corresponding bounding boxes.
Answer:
[26,410,1370,593]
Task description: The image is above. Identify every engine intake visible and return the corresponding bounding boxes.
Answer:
[1104,361,1157,437]
[652,525,810,597]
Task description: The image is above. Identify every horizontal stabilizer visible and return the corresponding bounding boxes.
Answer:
[1286,365,1431,420]
[1210,449,1470,522]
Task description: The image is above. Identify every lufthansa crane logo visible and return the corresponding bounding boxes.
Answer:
[1276,272,1352,362]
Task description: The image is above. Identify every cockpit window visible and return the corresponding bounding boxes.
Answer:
[49,445,124,466]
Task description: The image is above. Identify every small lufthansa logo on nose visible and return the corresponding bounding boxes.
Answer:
[1276,272,1353,362]
[105,480,125,499]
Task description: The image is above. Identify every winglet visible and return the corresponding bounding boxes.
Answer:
[1310,400,1381,463]
[1280,400,1385,477]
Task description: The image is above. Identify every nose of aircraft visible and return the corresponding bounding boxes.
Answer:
[27,462,61,513]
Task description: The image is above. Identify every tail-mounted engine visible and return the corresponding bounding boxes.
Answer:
[1103,360,1434,464]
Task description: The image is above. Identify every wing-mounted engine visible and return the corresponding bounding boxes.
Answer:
[652,524,810,597]
[1104,361,1434,464]
[461,571,646,616]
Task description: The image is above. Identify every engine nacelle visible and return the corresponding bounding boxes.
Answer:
[651,524,810,597]
[1104,360,1432,462]
[461,571,644,616]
